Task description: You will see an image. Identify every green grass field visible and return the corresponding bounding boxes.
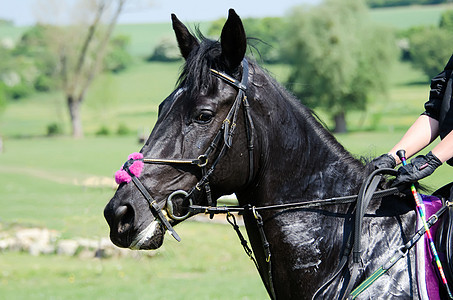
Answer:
[0,134,269,299]
[1,3,453,299]
[370,3,453,29]
[1,224,268,299]
[113,22,212,58]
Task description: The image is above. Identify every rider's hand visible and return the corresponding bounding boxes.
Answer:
[370,153,396,169]
[392,151,442,186]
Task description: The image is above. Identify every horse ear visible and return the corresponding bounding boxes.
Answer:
[172,13,199,60]
[220,9,246,70]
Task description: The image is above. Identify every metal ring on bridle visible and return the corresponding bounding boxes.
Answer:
[252,206,259,220]
[197,155,208,168]
[166,190,192,221]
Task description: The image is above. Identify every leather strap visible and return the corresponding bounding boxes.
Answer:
[129,174,181,242]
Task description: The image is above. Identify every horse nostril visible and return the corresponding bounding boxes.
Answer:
[115,205,134,234]
[115,205,128,222]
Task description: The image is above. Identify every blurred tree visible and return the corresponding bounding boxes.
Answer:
[408,26,453,78]
[13,25,59,92]
[440,9,453,32]
[147,36,181,62]
[208,17,285,63]
[41,0,127,138]
[243,17,285,63]
[0,21,132,103]
[282,0,398,133]
[0,81,4,150]
[0,82,6,113]
[103,34,132,73]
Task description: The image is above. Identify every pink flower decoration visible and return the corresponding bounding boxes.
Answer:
[128,152,143,160]
[115,169,132,184]
[129,160,144,177]
[114,152,145,184]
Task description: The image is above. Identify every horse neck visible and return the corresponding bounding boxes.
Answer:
[238,70,367,206]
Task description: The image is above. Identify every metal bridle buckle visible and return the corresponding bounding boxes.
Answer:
[166,190,193,221]
[197,155,208,168]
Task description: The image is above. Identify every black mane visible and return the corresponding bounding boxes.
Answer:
[177,33,368,179]
[177,35,242,98]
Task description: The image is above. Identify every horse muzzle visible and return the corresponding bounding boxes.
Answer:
[104,201,167,250]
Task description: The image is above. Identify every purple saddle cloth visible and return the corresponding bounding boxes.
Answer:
[416,194,443,300]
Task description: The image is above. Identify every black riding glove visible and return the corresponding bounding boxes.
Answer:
[392,151,442,187]
[370,153,396,169]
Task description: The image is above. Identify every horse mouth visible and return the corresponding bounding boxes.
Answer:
[129,219,165,250]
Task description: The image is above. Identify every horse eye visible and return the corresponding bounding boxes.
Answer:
[195,111,213,124]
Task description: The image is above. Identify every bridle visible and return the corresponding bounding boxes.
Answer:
[121,58,254,241]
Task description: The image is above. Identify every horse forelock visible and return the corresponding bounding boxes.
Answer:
[177,36,243,99]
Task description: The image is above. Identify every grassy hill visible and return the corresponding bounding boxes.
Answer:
[113,21,211,58]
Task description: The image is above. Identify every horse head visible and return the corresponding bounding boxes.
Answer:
[104,9,256,250]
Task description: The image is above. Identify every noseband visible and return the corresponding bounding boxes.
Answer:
[119,59,253,241]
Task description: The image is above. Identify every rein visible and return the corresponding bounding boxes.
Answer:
[189,175,448,300]
[190,169,402,300]
[189,186,400,214]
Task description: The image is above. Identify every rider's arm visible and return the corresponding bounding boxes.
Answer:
[373,56,453,169]
[388,114,439,165]
[387,61,453,165]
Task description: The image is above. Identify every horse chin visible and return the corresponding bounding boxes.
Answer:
[129,220,165,250]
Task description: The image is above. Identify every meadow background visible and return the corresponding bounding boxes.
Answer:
[1,3,453,299]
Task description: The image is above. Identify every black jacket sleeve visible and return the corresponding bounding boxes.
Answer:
[422,54,453,120]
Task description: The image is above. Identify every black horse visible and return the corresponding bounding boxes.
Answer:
[104,9,424,299]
